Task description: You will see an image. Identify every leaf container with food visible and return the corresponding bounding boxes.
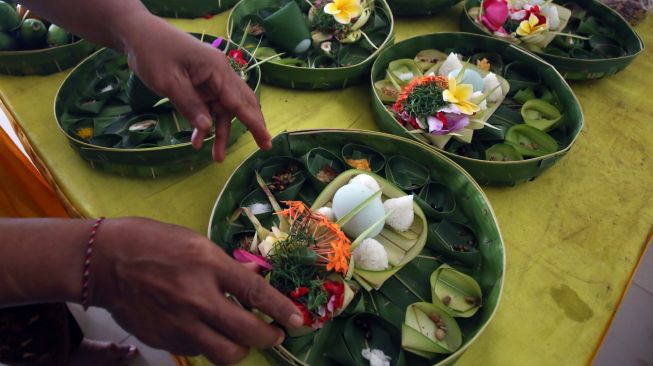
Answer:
[227,0,394,89]
[202,129,504,366]
[370,32,583,185]
[53,35,260,177]
[0,1,95,75]
[459,0,644,80]
[139,0,238,18]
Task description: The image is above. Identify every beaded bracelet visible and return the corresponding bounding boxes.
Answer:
[81,217,105,310]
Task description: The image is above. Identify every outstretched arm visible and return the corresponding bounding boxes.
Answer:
[0,217,302,365]
[18,0,271,161]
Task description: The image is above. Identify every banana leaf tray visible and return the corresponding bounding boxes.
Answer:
[140,0,238,18]
[53,34,260,178]
[207,129,505,366]
[227,0,394,89]
[370,32,583,186]
[459,0,644,80]
[0,38,95,76]
[387,0,460,16]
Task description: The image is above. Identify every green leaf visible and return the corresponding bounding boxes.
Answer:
[430,264,483,317]
[505,124,558,157]
[486,143,524,162]
[384,155,430,191]
[341,143,387,174]
[344,313,402,365]
[415,182,456,220]
[402,302,462,355]
[521,99,563,132]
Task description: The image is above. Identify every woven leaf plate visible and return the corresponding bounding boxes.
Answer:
[370,32,584,186]
[53,34,260,178]
[206,129,505,366]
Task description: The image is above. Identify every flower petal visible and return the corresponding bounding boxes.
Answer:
[324,2,340,15]
[334,11,351,23]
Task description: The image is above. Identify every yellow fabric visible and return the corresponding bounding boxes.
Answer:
[0,119,68,217]
[0,5,651,365]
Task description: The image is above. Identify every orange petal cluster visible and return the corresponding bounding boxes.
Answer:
[393,75,449,111]
[279,201,351,275]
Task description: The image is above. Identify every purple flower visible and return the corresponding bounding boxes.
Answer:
[427,113,470,135]
[211,37,224,49]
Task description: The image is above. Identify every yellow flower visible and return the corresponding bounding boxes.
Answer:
[516,14,548,36]
[443,76,480,115]
[324,0,363,24]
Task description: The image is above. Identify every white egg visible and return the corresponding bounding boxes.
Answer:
[448,68,484,92]
[332,183,385,239]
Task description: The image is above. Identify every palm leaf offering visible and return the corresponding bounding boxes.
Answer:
[0,1,94,75]
[227,0,394,89]
[208,129,504,366]
[371,32,583,185]
[140,0,238,18]
[53,34,261,178]
[460,0,643,80]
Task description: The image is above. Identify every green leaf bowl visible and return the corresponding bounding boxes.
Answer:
[459,0,644,80]
[370,32,584,186]
[387,0,461,16]
[207,129,505,366]
[53,34,260,178]
[0,37,95,76]
[140,0,238,18]
[226,0,395,89]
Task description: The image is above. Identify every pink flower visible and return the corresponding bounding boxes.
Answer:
[481,0,509,35]
[427,113,470,135]
[232,249,273,270]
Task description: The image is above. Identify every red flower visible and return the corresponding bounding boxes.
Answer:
[436,112,448,129]
[323,280,345,311]
[293,301,312,326]
[290,286,310,299]
[228,49,248,67]
[481,0,509,34]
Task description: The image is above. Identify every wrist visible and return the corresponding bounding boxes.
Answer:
[113,8,160,54]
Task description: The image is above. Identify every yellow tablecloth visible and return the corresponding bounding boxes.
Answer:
[1,5,651,365]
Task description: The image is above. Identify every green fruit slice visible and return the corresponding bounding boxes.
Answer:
[0,1,20,32]
[47,24,71,47]
[20,18,47,49]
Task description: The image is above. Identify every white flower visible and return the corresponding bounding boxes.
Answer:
[472,91,488,110]
[349,174,381,192]
[383,195,414,232]
[353,238,389,271]
[316,206,336,222]
[482,72,503,103]
[438,53,463,77]
[362,348,391,366]
[541,5,560,30]
[258,227,288,257]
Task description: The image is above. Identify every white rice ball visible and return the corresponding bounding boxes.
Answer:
[383,195,414,232]
[353,238,389,271]
[333,183,386,239]
[349,174,381,192]
[482,72,503,103]
[362,348,391,366]
[438,53,463,77]
[316,206,336,222]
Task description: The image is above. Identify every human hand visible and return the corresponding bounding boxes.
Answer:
[90,217,302,365]
[120,15,271,161]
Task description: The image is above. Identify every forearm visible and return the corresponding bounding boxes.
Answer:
[17,0,155,52]
[0,218,94,308]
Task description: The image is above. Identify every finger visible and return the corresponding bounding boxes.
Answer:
[189,322,249,366]
[211,72,271,150]
[203,295,284,349]
[218,260,303,330]
[240,262,260,273]
[163,74,213,150]
[210,102,233,162]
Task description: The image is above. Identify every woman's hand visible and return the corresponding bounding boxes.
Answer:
[120,15,271,162]
[91,218,302,365]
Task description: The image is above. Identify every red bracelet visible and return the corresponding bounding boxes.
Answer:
[81,217,105,310]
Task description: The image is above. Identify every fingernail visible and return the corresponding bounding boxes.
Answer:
[195,114,212,130]
[289,313,303,328]
[275,333,285,347]
[191,128,202,150]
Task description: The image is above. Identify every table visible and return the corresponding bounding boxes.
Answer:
[1,5,651,365]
